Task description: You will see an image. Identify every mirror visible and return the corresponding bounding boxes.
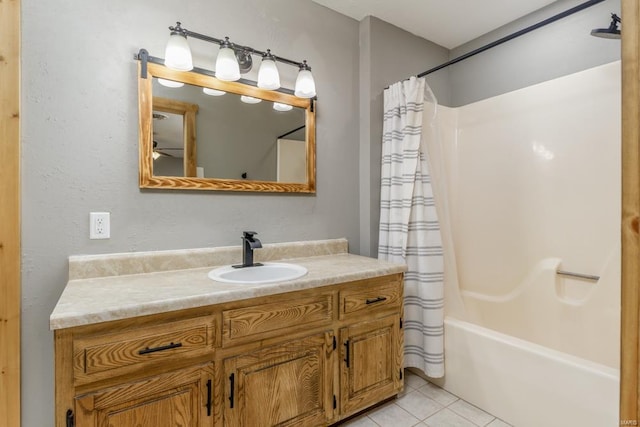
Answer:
[138,61,316,192]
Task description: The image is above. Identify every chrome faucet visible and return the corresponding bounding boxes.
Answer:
[234,231,263,268]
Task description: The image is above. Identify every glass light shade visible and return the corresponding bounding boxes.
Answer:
[273,102,293,112]
[157,78,184,88]
[240,96,262,104]
[258,57,280,90]
[203,87,226,96]
[164,33,193,71]
[152,151,161,160]
[215,45,241,81]
[295,69,316,98]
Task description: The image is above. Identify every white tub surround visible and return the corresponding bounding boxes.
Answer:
[431,61,621,427]
[50,239,407,329]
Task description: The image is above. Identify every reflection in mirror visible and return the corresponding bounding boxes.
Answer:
[152,97,198,177]
[152,80,306,182]
[152,111,184,177]
[138,61,316,193]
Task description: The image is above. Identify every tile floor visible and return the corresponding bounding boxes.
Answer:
[339,370,512,427]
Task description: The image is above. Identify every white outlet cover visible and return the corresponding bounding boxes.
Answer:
[90,212,111,239]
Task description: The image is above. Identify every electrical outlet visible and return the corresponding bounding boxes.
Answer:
[90,212,111,239]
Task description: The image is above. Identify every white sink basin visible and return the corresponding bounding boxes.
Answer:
[208,262,308,284]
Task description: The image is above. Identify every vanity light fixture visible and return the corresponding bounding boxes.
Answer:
[159,22,316,98]
[240,95,262,104]
[215,37,241,81]
[157,78,184,88]
[257,50,280,90]
[273,102,293,112]
[294,61,316,98]
[202,87,226,96]
[164,22,193,71]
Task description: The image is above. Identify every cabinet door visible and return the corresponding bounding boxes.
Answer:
[74,363,214,427]
[223,332,335,427]
[339,315,403,416]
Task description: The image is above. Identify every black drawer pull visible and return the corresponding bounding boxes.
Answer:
[66,409,74,427]
[365,296,387,305]
[229,373,235,408]
[138,342,183,355]
[206,379,212,416]
[344,341,350,368]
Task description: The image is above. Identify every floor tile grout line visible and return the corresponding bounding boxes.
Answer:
[363,371,509,427]
[446,398,497,427]
[404,373,501,427]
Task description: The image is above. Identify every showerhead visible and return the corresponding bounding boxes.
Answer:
[591,13,621,39]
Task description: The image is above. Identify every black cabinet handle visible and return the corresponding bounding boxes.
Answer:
[138,342,182,355]
[66,409,74,427]
[344,341,350,368]
[229,373,235,408]
[365,296,387,305]
[206,379,212,416]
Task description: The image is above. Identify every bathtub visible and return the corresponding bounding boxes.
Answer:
[439,317,619,427]
[436,257,620,427]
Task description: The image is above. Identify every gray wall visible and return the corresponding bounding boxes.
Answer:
[449,0,621,106]
[359,16,451,257]
[21,1,359,425]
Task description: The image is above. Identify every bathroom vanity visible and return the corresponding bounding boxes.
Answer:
[51,239,406,426]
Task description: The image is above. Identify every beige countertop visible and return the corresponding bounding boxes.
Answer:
[50,239,406,330]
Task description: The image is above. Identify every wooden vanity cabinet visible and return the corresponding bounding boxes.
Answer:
[222,332,335,426]
[74,363,214,427]
[55,312,219,427]
[54,274,403,427]
[337,276,404,418]
[339,315,403,415]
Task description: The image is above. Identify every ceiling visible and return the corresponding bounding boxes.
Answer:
[311,0,559,49]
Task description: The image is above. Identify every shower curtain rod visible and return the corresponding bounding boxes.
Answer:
[389,0,605,86]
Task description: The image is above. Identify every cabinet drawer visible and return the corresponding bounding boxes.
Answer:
[340,278,402,319]
[73,316,215,382]
[222,293,333,345]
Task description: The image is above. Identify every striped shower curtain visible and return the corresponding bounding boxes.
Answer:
[378,77,444,378]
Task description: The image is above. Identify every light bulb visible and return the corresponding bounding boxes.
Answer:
[257,50,280,90]
[215,37,241,81]
[203,87,226,96]
[164,23,193,71]
[294,60,316,98]
[273,102,293,112]
[157,78,184,88]
[240,96,262,104]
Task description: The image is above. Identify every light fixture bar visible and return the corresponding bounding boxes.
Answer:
[181,27,304,68]
[145,22,317,99]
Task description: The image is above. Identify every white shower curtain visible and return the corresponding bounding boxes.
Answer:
[378,77,445,377]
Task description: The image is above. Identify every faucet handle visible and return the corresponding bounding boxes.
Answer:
[242,231,258,238]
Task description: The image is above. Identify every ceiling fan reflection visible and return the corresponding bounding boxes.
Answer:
[152,140,183,159]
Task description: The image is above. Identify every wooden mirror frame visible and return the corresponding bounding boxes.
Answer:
[138,61,316,192]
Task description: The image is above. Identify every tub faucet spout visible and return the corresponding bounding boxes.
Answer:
[237,231,262,268]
